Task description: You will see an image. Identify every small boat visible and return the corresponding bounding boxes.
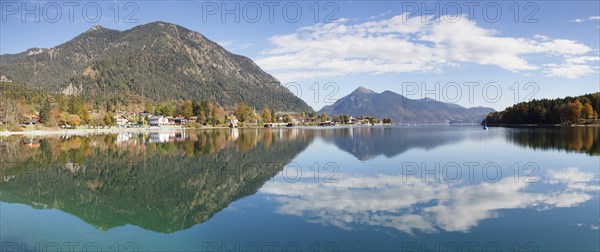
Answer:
[482,117,488,130]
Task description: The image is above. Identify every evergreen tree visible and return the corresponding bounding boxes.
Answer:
[39,101,51,124]
[68,96,83,116]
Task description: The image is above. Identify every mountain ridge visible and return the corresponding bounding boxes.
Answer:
[318,87,495,124]
[0,21,312,112]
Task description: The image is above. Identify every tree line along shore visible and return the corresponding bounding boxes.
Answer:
[1,83,392,133]
[483,93,600,126]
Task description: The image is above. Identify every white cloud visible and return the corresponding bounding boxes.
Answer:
[261,167,597,234]
[423,22,524,70]
[544,55,600,79]
[256,14,596,82]
[572,18,585,23]
[564,56,600,64]
[547,167,600,190]
[536,39,592,55]
[533,34,551,41]
[548,167,596,184]
[589,16,600,20]
[544,56,600,79]
[236,43,254,49]
[217,39,253,50]
[369,10,392,20]
[544,63,595,79]
[217,40,234,47]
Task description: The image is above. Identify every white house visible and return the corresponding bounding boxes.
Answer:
[228,116,239,128]
[149,115,169,126]
[115,115,129,127]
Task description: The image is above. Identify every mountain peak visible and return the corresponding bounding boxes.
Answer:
[142,21,185,31]
[148,20,172,26]
[88,24,104,32]
[354,86,376,94]
[83,24,118,35]
[0,21,312,113]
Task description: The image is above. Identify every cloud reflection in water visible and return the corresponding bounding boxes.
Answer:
[261,167,598,234]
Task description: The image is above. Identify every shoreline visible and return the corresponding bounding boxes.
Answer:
[0,126,230,137]
[486,123,600,128]
[3,123,599,137]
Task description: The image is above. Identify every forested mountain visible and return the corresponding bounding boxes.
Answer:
[484,93,600,125]
[318,87,495,124]
[0,22,311,112]
[0,48,46,64]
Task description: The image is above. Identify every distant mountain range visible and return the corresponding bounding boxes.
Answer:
[318,87,495,124]
[0,21,312,112]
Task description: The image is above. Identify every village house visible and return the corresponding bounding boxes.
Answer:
[228,116,239,128]
[23,114,40,125]
[114,115,129,127]
[355,116,373,125]
[166,116,176,125]
[149,115,169,126]
[174,116,185,125]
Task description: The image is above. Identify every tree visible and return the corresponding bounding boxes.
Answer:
[283,115,291,123]
[48,107,60,126]
[261,106,272,123]
[270,110,276,123]
[39,101,51,124]
[80,103,91,125]
[198,111,207,125]
[104,113,115,127]
[383,118,392,124]
[318,113,330,122]
[235,103,254,123]
[201,101,213,125]
[332,114,341,123]
[213,106,225,125]
[155,103,176,116]
[207,103,216,125]
[58,112,70,127]
[145,103,155,114]
[192,100,201,116]
[181,100,193,118]
[582,103,595,119]
[562,100,583,122]
[341,114,350,124]
[58,96,69,112]
[68,114,81,127]
[67,96,82,116]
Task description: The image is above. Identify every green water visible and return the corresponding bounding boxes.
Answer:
[1,126,598,251]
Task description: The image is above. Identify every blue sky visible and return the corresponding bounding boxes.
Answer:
[1,1,599,111]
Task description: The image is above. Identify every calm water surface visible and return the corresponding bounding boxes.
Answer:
[1,126,599,251]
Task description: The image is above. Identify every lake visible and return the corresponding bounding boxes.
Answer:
[1,126,599,251]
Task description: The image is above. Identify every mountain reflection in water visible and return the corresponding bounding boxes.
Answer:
[0,126,598,236]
